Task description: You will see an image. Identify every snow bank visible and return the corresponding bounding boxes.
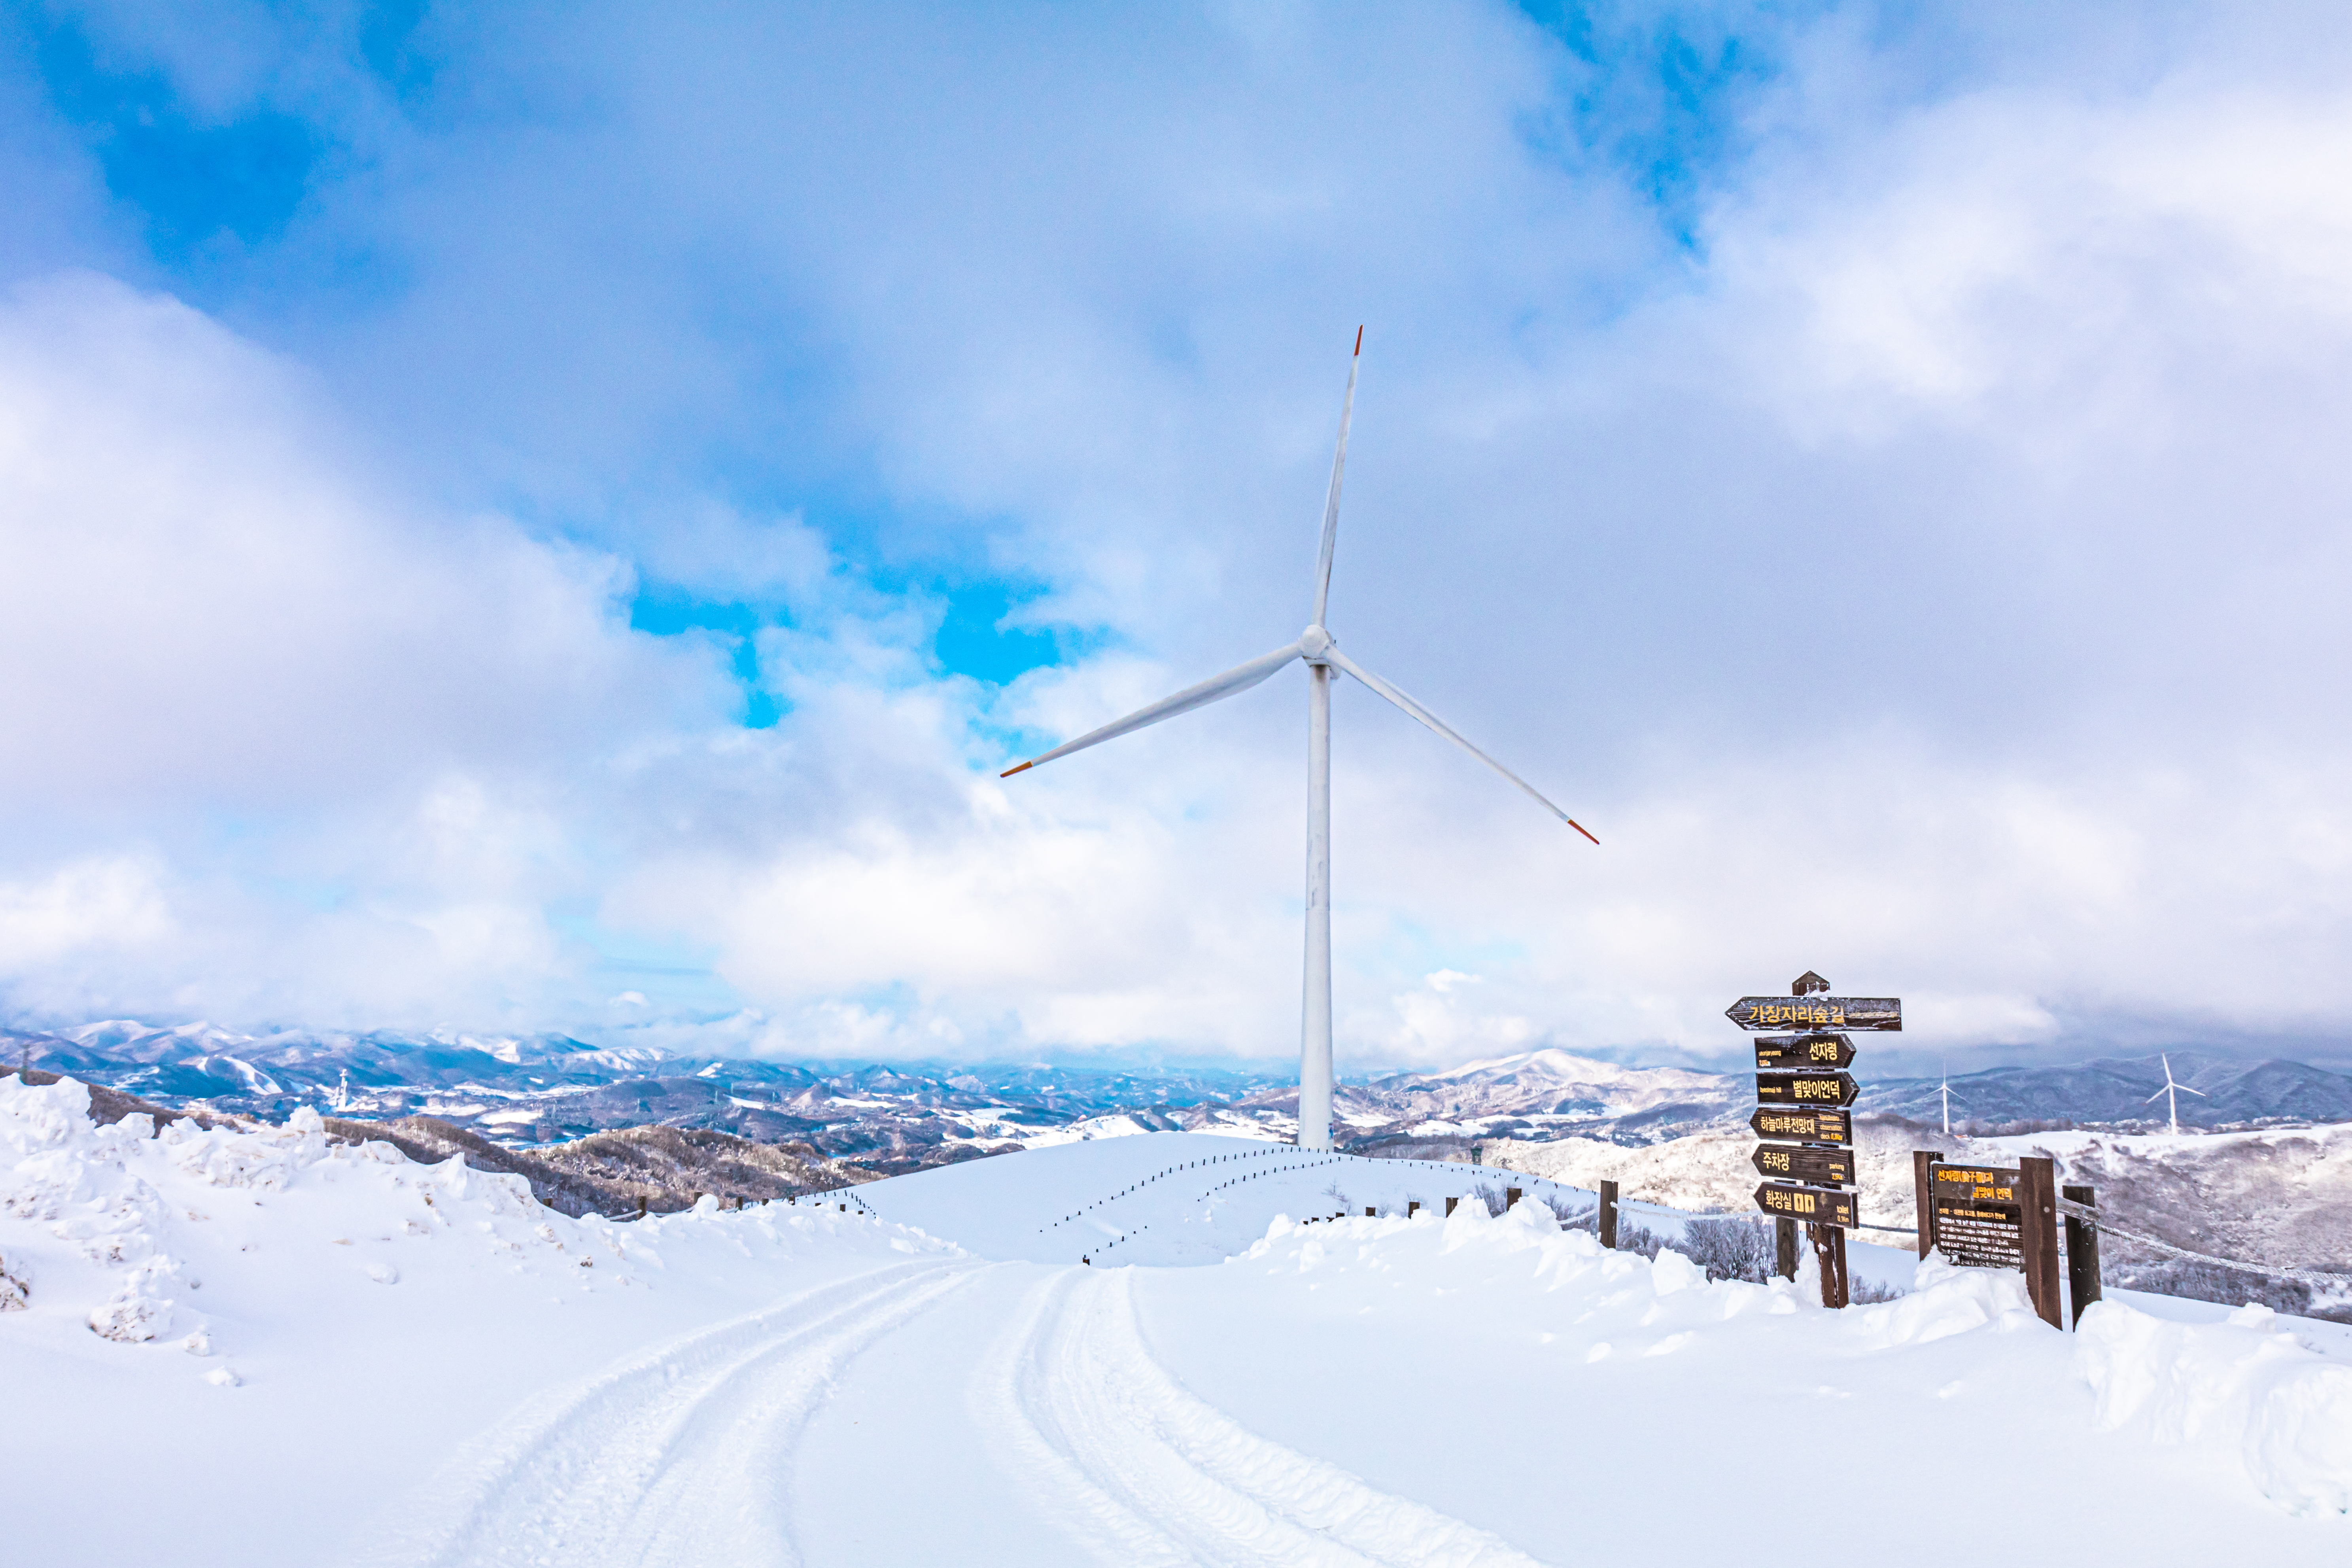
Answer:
[2078,1299,2352,1515]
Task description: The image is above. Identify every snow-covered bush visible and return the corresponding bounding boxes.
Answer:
[1672,1216,1774,1283]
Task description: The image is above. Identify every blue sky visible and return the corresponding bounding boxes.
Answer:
[4,2,2352,1073]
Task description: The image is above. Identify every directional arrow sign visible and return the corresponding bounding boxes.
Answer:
[1756,1182,1858,1228]
[1755,1032,1856,1071]
[1752,1144,1855,1186]
[1726,996,1901,1032]
[1755,1071,1860,1108]
[1751,1106,1853,1146]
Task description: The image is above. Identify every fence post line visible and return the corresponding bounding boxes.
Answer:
[1912,1150,1939,1261]
[1598,1180,1619,1249]
[2063,1183,2102,1328]
[2017,1156,2063,1329]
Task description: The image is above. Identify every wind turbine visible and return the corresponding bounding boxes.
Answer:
[2146,1052,2205,1136]
[998,331,1597,1150]
[1937,1058,1963,1136]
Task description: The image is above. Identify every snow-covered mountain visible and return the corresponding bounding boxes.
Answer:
[5,1072,2348,1566]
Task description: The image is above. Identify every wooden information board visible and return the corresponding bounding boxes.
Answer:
[1926,1161,2025,1270]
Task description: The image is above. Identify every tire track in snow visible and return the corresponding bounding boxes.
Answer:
[350,1259,981,1568]
[982,1268,1549,1567]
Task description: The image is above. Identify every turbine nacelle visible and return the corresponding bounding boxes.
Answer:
[1299,624,1335,664]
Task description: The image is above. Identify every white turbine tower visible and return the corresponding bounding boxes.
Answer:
[1938,1059,1962,1136]
[999,332,1597,1150]
[2146,1052,2205,1136]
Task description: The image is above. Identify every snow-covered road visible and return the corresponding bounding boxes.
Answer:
[6,1084,2349,1565]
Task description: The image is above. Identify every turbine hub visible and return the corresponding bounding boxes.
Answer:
[1299,624,1334,663]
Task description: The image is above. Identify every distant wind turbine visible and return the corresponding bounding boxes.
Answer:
[2145,1052,2205,1136]
[998,331,1597,1150]
[1938,1058,1963,1136]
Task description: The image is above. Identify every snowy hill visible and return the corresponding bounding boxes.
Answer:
[5,1070,2351,1564]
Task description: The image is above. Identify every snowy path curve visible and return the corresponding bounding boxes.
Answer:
[350,1258,982,1568]
[983,1267,1550,1567]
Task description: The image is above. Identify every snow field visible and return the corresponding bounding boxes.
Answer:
[6,1082,2349,1565]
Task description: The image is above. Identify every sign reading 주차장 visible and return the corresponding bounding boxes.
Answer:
[1755,1071,1860,1108]
[1749,1106,1853,1146]
[1752,1144,1854,1186]
[1726,997,1902,1032]
[1754,1032,1857,1071]
[1755,1182,1858,1228]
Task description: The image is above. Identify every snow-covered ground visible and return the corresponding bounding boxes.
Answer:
[5,1074,2348,1566]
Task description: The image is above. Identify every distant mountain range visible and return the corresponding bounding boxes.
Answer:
[0,1020,1295,1174]
[1865,1052,2352,1130]
[7,1023,2348,1169]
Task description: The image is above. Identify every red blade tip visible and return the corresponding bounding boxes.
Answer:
[1354,325,1363,355]
[1001,761,1033,777]
[1569,820,1599,845]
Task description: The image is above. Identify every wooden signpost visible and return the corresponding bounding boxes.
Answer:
[1738,971,1899,1309]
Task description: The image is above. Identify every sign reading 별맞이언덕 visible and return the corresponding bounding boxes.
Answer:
[1755,1071,1860,1108]
[1725,997,1902,1032]
[1755,1182,1858,1228]
[1749,1106,1853,1146]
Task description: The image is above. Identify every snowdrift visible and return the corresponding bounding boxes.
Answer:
[4,1075,2348,1567]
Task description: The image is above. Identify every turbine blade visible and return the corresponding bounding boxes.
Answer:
[1309,328,1363,626]
[1324,646,1598,844]
[2176,1083,2206,1097]
[2145,1086,2169,1103]
[1000,641,1303,777]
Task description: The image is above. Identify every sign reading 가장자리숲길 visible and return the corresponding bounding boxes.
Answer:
[1725,997,1902,1032]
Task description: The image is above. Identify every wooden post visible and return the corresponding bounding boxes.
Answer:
[1774,1216,1798,1281]
[1408,1200,1420,1216]
[1506,1186,1522,1209]
[1913,1150,1940,1261]
[1809,1223,1849,1308]
[1364,1207,1375,1218]
[635,1195,647,1219]
[2063,1183,2102,1328]
[1598,1180,1619,1249]
[2017,1156,2062,1329]
[1443,1196,1456,1216]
